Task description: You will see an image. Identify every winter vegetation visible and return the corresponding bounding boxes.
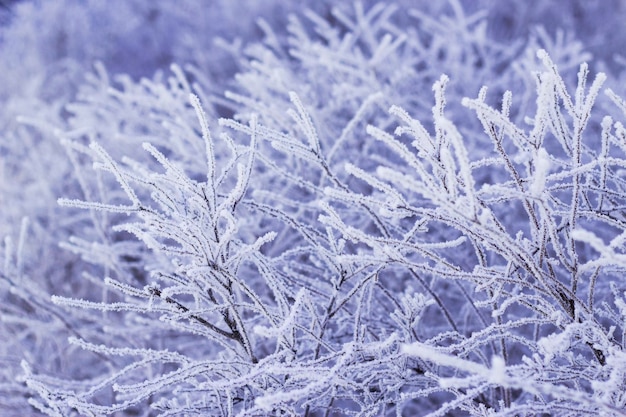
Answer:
[2,1,626,415]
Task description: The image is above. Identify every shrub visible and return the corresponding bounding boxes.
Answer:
[3,1,626,416]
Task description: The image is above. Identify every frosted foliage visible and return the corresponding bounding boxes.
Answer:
[2,1,626,416]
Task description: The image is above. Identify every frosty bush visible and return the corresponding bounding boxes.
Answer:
[3,1,626,416]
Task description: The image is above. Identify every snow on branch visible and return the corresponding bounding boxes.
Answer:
[13,4,626,417]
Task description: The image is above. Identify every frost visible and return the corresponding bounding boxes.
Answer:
[529,147,551,198]
[2,1,626,416]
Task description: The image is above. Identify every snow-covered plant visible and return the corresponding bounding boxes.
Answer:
[20,48,626,416]
[4,1,626,416]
